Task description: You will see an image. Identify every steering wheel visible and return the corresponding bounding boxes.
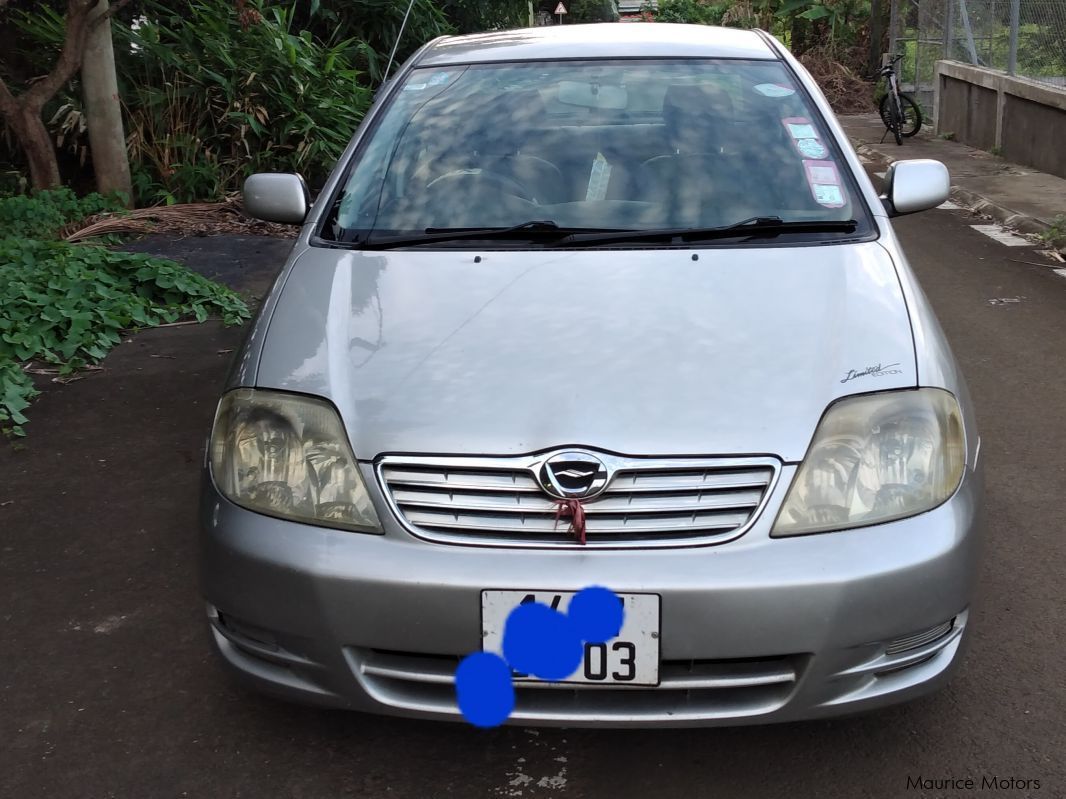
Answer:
[425,168,536,203]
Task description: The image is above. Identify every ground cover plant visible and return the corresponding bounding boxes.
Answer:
[0,189,249,436]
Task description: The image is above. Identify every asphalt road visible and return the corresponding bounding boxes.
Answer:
[3,208,1065,799]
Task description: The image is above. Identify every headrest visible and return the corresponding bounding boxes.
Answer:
[661,84,735,153]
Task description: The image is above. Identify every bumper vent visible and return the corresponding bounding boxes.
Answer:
[352,648,803,722]
[377,453,778,548]
[885,618,956,656]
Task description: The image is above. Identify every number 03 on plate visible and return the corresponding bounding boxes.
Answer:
[481,590,661,686]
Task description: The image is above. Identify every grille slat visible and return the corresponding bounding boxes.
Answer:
[607,470,773,493]
[885,619,955,655]
[380,467,541,493]
[378,453,778,547]
[391,487,765,515]
[404,508,753,535]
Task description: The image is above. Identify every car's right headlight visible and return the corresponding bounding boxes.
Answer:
[209,388,381,533]
[772,388,965,537]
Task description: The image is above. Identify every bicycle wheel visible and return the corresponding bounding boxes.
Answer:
[879,93,903,145]
[896,93,923,137]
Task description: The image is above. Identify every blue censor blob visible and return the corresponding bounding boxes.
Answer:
[568,585,625,644]
[455,652,514,728]
[503,602,584,682]
[455,587,625,727]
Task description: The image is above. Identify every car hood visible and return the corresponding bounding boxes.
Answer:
[256,243,916,462]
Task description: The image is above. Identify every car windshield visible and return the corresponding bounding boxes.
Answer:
[322,58,870,246]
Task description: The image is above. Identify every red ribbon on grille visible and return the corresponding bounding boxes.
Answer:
[553,498,587,545]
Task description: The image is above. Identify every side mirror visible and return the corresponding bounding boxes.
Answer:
[242,173,310,225]
[880,159,950,217]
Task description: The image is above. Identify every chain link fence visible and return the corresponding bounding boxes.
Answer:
[890,0,1066,106]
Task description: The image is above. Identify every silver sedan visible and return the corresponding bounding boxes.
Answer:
[201,22,983,726]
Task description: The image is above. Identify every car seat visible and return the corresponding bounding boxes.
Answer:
[636,84,749,226]
[413,90,567,206]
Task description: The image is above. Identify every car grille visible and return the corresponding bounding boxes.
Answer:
[349,648,803,723]
[376,453,779,548]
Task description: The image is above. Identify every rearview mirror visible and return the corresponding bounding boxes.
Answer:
[243,173,309,225]
[557,81,628,110]
[881,159,949,216]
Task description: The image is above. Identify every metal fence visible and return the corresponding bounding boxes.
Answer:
[889,0,1066,103]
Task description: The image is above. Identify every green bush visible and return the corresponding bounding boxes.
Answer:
[0,188,125,240]
[438,0,529,33]
[568,0,621,23]
[115,1,375,205]
[0,238,249,436]
[650,0,729,25]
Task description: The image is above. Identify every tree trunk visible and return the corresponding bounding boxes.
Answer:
[0,0,130,192]
[8,106,63,189]
[791,17,809,55]
[868,0,884,76]
[82,0,132,202]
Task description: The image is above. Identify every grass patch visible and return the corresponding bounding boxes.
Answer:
[1038,214,1066,250]
[0,191,250,436]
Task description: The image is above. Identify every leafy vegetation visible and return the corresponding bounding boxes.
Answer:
[567,0,620,23]
[0,191,249,436]
[652,0,730,26]
[0,187,125,239]
[1038,214,1066,250]
[113,1,375,204]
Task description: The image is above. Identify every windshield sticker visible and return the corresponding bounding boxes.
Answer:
[402,82,427,92]
[786,122,818,140]
[806,164,838,183]
[813,184,845,206]
[427,71,451,86]
[782,117,828,160]
[586,152,613,201]
[754,83,796,98]
[803,160,846,208]
[796,138,827,158]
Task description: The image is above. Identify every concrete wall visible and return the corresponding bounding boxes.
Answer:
[935,61,1066,179]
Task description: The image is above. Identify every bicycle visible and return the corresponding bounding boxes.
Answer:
[873,54,922,145]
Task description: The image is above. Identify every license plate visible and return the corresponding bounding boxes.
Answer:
[481,590,660,686]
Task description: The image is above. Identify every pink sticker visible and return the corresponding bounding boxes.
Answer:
[802,160,846,208]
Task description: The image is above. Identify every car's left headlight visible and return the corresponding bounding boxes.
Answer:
[209,388,382,532]
[772,388,965,537]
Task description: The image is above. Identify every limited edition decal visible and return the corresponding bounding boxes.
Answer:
[841,362,903,383]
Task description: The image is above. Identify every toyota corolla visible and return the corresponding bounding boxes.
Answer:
[201,23,984,726]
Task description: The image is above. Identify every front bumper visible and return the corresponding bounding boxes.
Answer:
[199,462,983,727]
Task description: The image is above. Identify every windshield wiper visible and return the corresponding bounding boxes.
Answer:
[558,217,859,247]
[359,220,632,249]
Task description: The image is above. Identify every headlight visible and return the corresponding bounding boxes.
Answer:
[209,389,381,532]
[772,388,965,536]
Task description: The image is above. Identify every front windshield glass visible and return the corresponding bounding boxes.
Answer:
[323,58,869,244]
